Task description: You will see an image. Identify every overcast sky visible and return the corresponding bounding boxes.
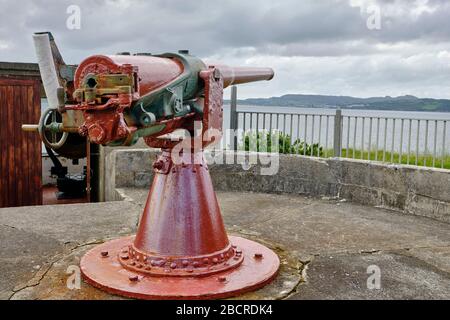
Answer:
[1,0,450,99]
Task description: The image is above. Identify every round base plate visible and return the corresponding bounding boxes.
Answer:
[80,236,279,300]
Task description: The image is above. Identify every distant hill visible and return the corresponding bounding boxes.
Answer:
[232,94,450,112]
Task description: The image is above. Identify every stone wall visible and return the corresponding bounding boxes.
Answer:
[104,149,450,223]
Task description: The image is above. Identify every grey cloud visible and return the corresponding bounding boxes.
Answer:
[3,0,450,60]
[1,0,450,98]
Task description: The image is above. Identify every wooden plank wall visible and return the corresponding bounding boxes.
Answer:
[0,78,42,207]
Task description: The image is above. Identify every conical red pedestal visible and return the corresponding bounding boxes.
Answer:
[80,149,279,299]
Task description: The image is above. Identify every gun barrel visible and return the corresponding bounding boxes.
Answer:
[212,65,274,88]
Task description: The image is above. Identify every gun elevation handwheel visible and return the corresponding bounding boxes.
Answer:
[39,107,68,149]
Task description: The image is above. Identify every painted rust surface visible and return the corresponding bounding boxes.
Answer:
[64,53,279,298]
[134,150,229,259]
[199,68,224,148]
[144,67,224,149]
[66,53,273,147]
[68,54,184,145]
[81,235,279,300]
[74,55,183,96]
[81,148,279,299]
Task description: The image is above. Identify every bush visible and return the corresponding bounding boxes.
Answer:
[240,131,323,156]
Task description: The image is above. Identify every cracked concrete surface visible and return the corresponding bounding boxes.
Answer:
[0,189,449,300]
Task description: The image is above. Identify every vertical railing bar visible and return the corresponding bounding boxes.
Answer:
[290,114,294,154]
[278,113,281,151]
[229,87,238,151]
[346,116,350,158]
[361,117,365,160]
[237,112,241,149]
[407,119,412,165]
[242,113,247,150]
[375,117,380,161]
[415,120,420,166]
[283,114,287,153]
[304,115,308,156]
[256,113,259,140]
[243,112,247,131]
[353,117,357,159]
[432,120,437,168]
[368,117,372,161]
[390,118,395,163]
[325,115,329,158]
[234,112,238,150]
[383,118,388,162]
[311,115,315,157]
[298,114,306,154]
[424,120,429,167]
[318,115,322,157]
[255,113,259,152]
[340,113,343,157]
[333,109,342,157]
[297,114,302,155]
[261,112,263,130]
[269,113,273,133]
[284,114,287,135]
[442,121,447,169]
[276,114,280,154]
[261,112,266,130]
[399,119,404,164]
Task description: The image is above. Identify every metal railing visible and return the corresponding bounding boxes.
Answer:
[339,115,448,168]
[227,87,450,169]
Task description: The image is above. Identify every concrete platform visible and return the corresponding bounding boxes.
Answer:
[0,189,449,300]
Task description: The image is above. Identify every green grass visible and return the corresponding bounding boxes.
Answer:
[329,148,450,169]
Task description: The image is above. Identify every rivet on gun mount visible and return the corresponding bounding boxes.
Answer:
[25,32,278,299]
